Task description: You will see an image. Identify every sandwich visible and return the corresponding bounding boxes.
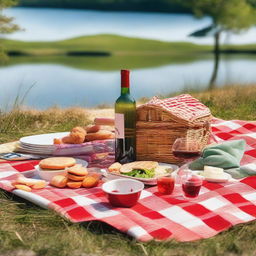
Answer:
[109,161,172,178]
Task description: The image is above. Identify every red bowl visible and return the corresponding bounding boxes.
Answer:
[102,179,144,208]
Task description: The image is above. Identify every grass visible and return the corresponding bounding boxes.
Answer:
[2,34,256,57]
[0,107,90,144]
[1,85,256,256]
[189,86,256,121]
[2,34,211,57]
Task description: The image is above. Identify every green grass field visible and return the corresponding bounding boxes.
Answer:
[1,86,256,256]
[2,34,211,56]
[3,34,256,56]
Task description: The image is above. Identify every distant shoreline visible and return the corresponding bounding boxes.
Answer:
[17,1,191,14]
[3,34,256,57]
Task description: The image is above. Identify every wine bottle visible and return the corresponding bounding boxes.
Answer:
[115,70,136,163]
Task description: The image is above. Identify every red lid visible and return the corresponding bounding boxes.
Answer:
[121,69,130,88]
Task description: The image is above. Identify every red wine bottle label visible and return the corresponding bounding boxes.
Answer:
[115,113,125,139]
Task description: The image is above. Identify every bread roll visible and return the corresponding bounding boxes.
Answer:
[108,162,122,173]
[39,157,76,170]
[14,184,32,192]
[82,176,99,188]
[67,181,82,189]
[85,130,114,142]
[94,118,114,126]
[67,173,86,181]
[85,124,101,133]
[66,164,88,176]
[61,135,74,144]
[53,138,62,144]
[57,127,86,144]
[15,177,47,188]
[71,127,86,134]
[50,175,68,188]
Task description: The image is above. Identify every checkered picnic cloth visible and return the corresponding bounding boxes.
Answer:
[1,118,256,242]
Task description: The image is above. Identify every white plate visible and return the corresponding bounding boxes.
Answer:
[17,148,54,155]
[103,163,178,185]
[194,171,232,183]
[19,144,55,151]
[20,132,69,146]
[20,141,56,148]
[22,169,37,178]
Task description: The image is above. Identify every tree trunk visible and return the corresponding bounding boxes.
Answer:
[209,31,221,89]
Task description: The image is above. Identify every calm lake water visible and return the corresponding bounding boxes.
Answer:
[1,8,256,110]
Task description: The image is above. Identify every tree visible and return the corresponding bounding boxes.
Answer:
[0,0,19,62]
[181,0,256,87]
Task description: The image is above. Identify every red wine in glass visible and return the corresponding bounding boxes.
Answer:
[157,176,175,195]
[173,150,201,159]
[182,183,201,198]
[172,138,202,162]
[172,138,202,185]
[181,174,203,199]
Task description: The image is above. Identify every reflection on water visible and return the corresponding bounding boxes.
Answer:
[1,55,256,110]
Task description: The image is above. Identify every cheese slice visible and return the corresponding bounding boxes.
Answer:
[203,166,224,178]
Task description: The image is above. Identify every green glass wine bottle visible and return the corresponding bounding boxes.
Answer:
[115,70,136,163]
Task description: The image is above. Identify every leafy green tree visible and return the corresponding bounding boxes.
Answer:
[181,0,256,86]
[0,0,19,61]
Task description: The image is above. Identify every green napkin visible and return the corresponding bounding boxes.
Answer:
[189,139,246,170]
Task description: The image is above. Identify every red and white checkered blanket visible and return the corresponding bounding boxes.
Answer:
[1,118,256,242]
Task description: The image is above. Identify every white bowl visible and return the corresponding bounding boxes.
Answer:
[35,165,67,181]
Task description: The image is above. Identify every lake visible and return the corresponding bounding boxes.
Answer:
[1,8,256,110]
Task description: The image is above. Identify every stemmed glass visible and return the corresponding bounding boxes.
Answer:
[172,137,203,184]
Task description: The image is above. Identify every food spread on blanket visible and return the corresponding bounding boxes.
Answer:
[4,96,243,196]
[108,161,173,179]
[3,93,256,242]
[53,118,115,144]
[2,90,256,243]
[37,157,100,189]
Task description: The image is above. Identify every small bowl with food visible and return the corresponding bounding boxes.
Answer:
[102,178,144,207]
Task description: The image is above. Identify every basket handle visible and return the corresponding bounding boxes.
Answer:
[203,121,210,136]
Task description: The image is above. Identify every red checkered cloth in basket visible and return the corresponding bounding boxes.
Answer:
[141,94,211,122]
[1,118,256,242]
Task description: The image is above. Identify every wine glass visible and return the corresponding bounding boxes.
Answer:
[181,173,203,200]
[172,137,203,183]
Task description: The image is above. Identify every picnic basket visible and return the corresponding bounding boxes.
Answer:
[136,94,212,164]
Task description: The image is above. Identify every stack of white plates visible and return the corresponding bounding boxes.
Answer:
[18,132,69,155]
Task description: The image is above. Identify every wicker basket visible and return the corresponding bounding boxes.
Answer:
[136,94,212,164]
